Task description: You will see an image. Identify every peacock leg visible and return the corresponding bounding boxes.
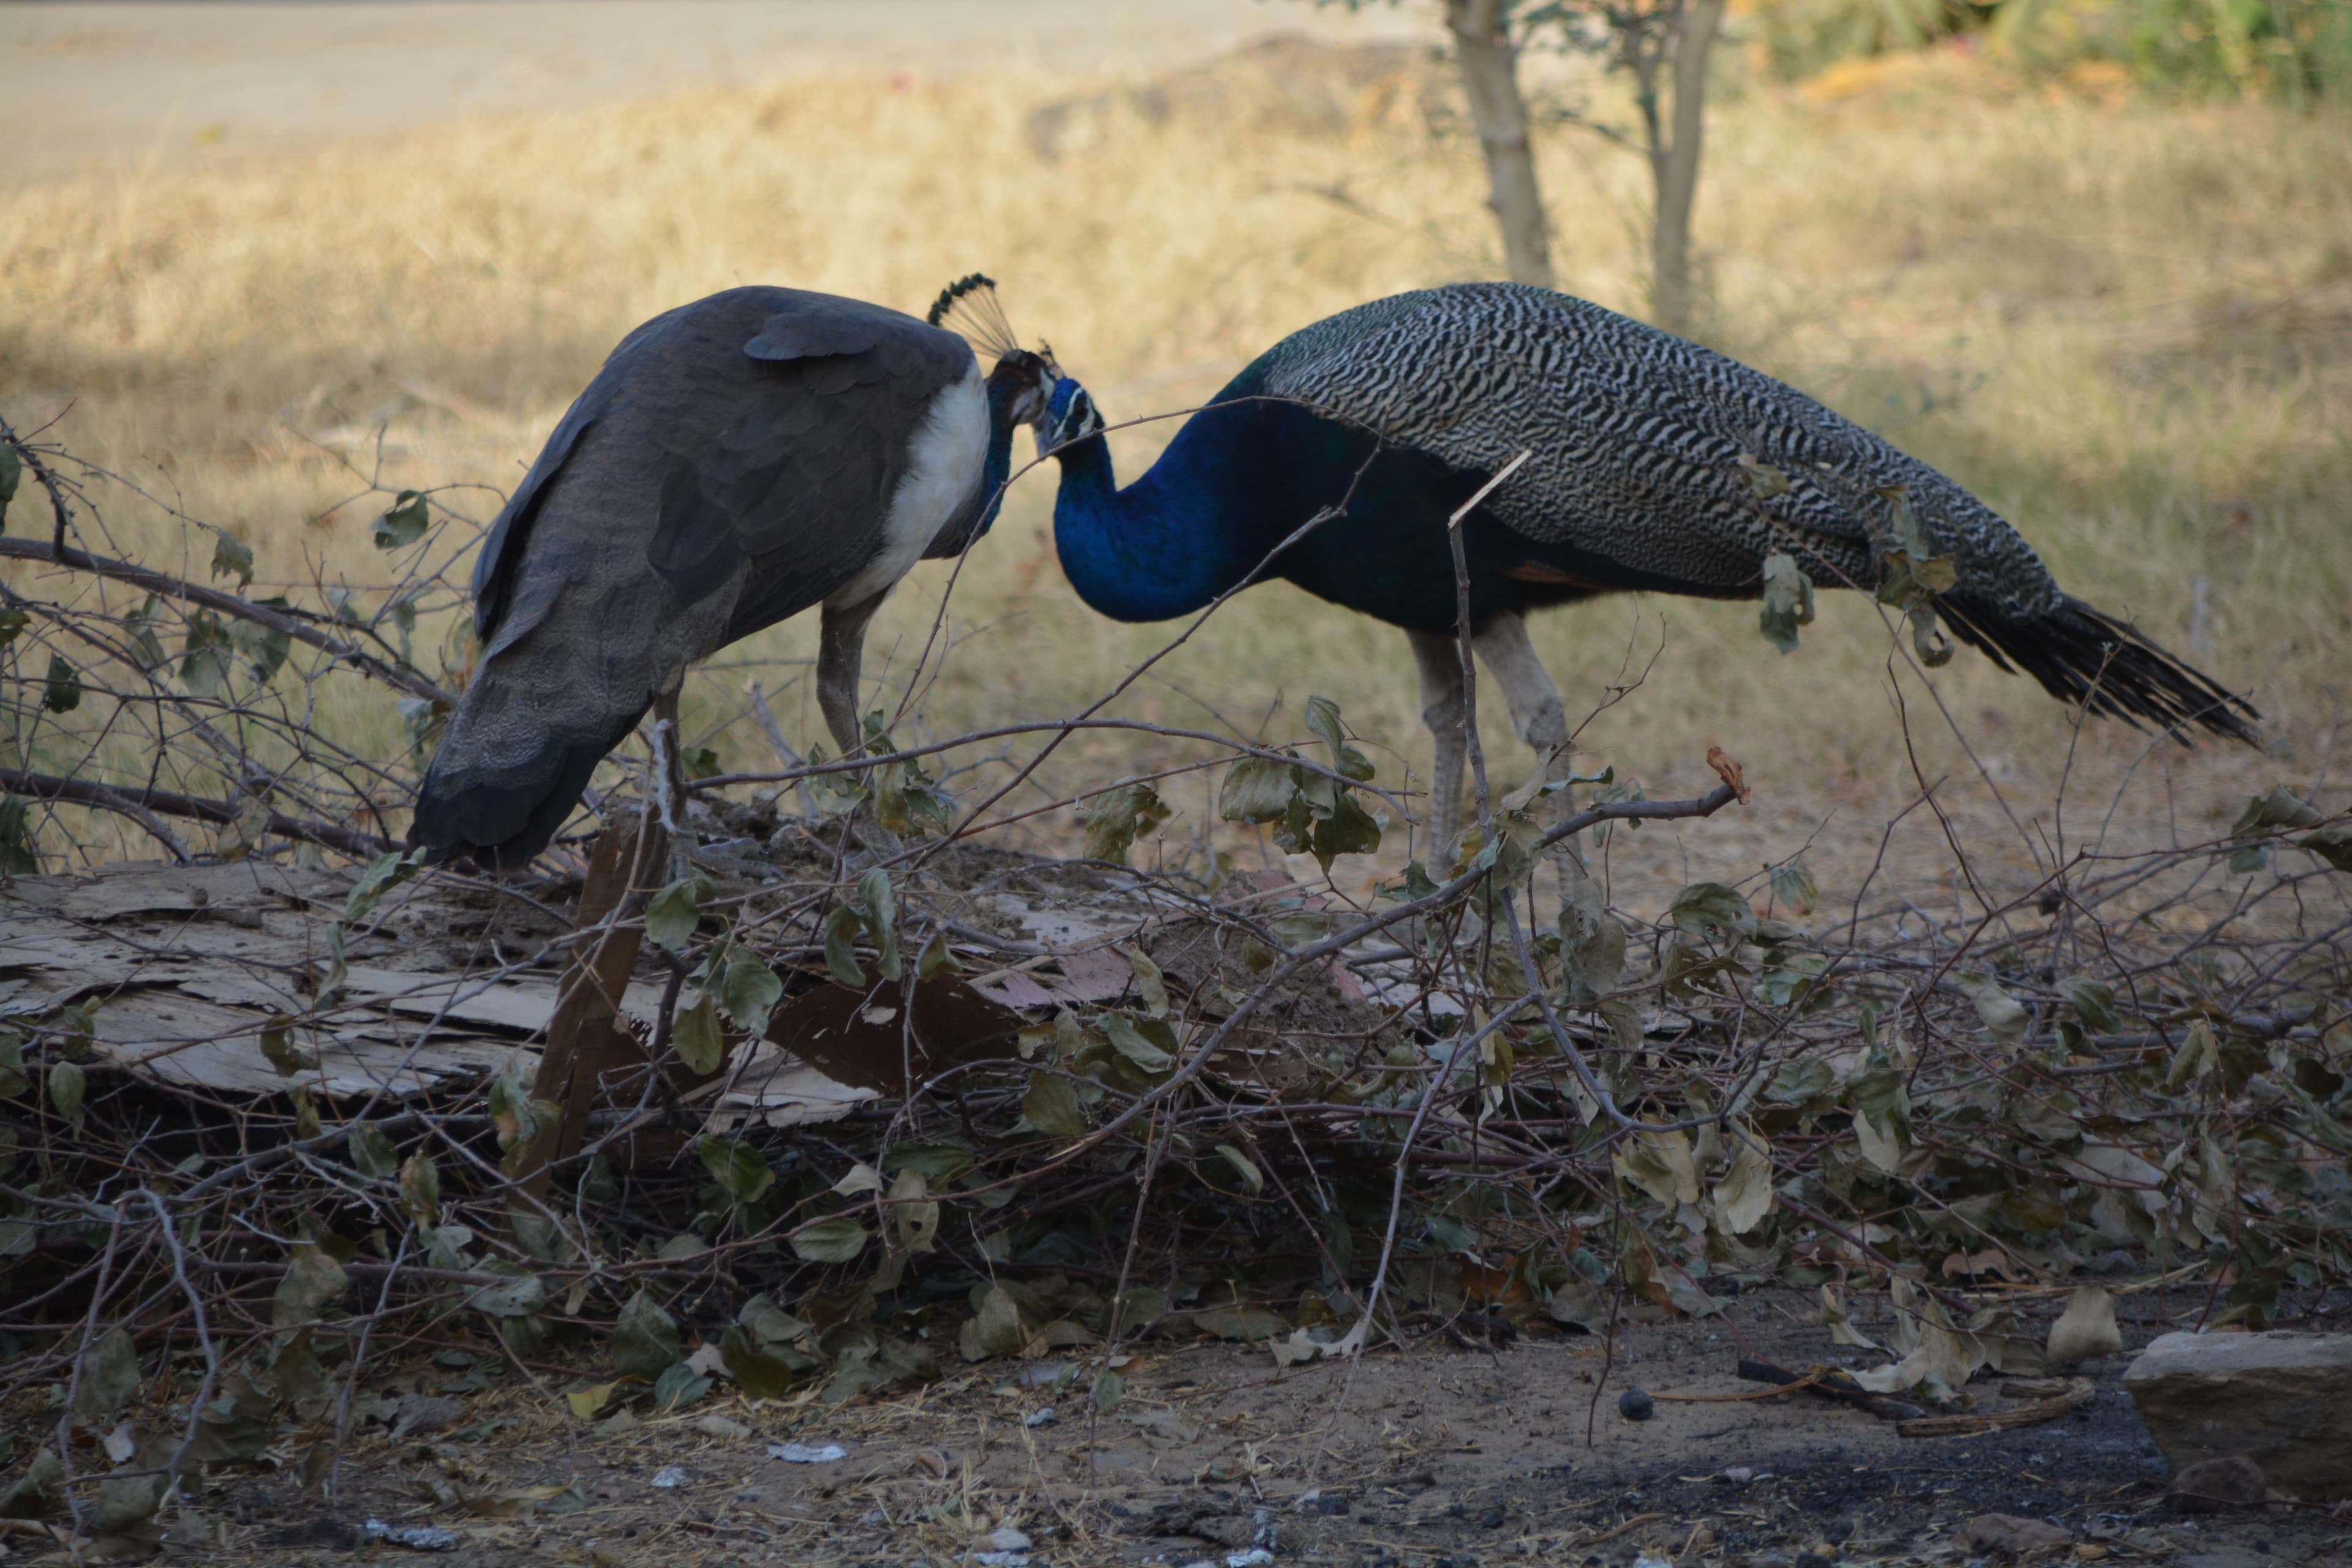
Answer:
[1469,611,1572,802]
[1406,628,1469,861]
[1469,612,1586,916]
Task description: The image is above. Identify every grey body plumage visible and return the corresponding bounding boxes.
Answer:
[412,284,1051,869]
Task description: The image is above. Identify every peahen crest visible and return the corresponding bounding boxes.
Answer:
[927,273,1058,374]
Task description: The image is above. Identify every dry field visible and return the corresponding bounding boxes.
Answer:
[4,40,2350,897]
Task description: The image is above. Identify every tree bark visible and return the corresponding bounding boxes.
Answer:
[1649,0,1726,336]
[1447,0,1554,289]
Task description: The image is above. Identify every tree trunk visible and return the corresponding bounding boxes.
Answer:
[1649,0,1726,336]
[1447,0,1554,289]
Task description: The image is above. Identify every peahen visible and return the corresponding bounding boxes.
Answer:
[1034,282,2258,843]
[409,277,1054,869]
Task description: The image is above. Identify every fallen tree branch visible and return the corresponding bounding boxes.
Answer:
[1,766,398,859]
[0,535,453,705]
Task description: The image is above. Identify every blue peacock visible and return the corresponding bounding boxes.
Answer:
[1034,282,2258,842]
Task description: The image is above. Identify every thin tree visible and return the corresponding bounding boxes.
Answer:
[1324,0,1727,333]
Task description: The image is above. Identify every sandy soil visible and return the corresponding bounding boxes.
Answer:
[1,1,1427,179]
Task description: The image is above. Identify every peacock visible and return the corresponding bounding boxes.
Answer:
[409,277,1055,869]
[1034,282,2258,842]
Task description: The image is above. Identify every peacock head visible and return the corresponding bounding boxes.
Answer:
[1037,376,1106,459]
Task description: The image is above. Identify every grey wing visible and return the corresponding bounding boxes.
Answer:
[1257,284,2062,618]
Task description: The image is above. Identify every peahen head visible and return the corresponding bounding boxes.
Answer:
[1038,375,1106,459]
[984,348,1058,432]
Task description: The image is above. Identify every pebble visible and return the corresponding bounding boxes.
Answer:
[650,1466,687,1489]
[1618,1387,1654,1421]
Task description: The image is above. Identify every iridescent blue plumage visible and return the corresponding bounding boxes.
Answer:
[1039,283,2256,842]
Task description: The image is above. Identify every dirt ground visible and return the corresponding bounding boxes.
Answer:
[162,1288,2351,1568]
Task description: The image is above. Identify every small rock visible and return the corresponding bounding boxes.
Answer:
[650,1466,687,1489]
[1962,1513,2072,1556]
[1225,1553,1276,1568]
[1023,1406,1057,1428]
[1823,1518,1855,1544]
[694,1414,750,1441]
[2124,1330,2352,1501]
[362,1520,459,1551]
[1480,1509,1504,1528]
[1618,1387,1654,1421]
[969,1554,1028,1568]
[1191,1515,1260,1548]
[768,1440,847,1464]
[2170,1455,2267,1513]
[980,1527,1032,1552]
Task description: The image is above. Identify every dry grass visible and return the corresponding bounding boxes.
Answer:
[4,47,2349,891]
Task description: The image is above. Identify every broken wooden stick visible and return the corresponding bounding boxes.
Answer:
[1896,1376,2094,1439]
[1735,1358,1927,1422]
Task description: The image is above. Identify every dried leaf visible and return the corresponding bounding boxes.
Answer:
[1082,780,1172,865]
[1219,755,1297,823]
[1954,971,2029,1046]
[612,1290,682,1381]
[272,1243,347,1329]
[1711,1130,1774,1235]
[959,1285,1027,1362]
[1758,551,1815,654]
[2046,1286,2122,1365]
[1613,1129,1700,1207]
[565,1381,620,1420]
[72,1329,141,1424]
[1705,747,1751,804]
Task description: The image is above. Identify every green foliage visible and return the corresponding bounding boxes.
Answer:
[645,870,712,953]
[1746,0,2352,102]
[0,796,40,876]
[0,441,20,529]
[41,655,79,714]
[1216,699,1385,872]
[374,491,430,550]
[345,849,423,922]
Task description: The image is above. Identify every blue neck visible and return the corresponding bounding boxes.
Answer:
[1050,407,1255,622]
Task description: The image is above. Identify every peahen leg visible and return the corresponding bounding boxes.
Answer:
[1406,628,1469,861]
[815,594,887,758]
[816,592,900,856]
